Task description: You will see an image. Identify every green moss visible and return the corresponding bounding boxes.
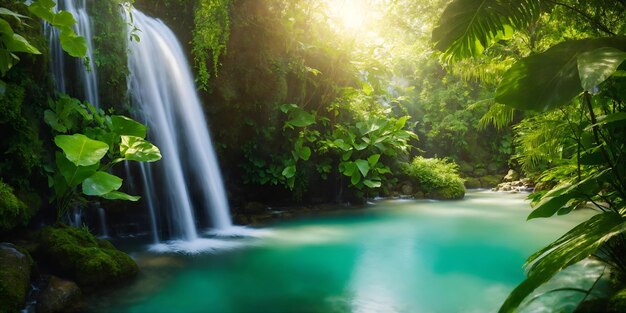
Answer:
[88,0,129,112]
[0,244,32,313]
[0,181,36,232]
[38,226,138,287]
[479,175,502,188]
[464,177,482,189]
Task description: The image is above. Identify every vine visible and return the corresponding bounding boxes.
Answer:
[192,0,231,89]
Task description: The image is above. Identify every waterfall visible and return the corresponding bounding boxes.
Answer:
[126,9,233,242]
[98,207,110,238]
[48,0,99,108]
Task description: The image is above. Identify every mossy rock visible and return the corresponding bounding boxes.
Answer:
[427,186,465,200]
[0,181,37,232]
[479,175,502,188]
[464,177,482,189]
[38,226,137,287]
[0,243,32,313]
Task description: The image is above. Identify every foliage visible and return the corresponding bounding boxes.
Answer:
[192,0,231,89]
[0,78,45,188]
[496,37,626,112]
[89,0,130,111]
[434,0,626,311]
[432,0,541,62]
[400,156,465,199]
[44,95,161,220]
[0,180,35,232]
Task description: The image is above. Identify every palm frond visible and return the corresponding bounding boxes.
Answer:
[432,0,542,62]
[478,102,515,130]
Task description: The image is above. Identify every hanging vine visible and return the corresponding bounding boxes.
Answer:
[192,0,232,90]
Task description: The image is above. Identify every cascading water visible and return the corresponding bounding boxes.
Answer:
[49,2,246,251]
[126,9,234,245]
[48,0,99,108]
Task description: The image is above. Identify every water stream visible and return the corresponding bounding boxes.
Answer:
[126,9,234,247]
[87,191,601,313]
[48,0,99,108]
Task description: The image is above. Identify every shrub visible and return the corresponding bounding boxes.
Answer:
[401,156,465,199]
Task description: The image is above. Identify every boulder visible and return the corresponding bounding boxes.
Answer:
[37,226,138,287]
[479,175,502,188]
[503,169,520,182]
[0,243,32,313]
[464,177,481,189]
[242,202,267,213]
[400,183,413,195]
[36,276,83,313]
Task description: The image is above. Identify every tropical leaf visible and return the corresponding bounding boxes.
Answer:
[282,165,296,179]
[496,37,626,111]
[120,135,161,162]
[54,134,109,166]
[578,47,626,92]
[527,169,609,219]
[101,191,140,201]
[111,115,147,138]
[432,0,540,61]
[82,171,123,196]
[55,152,98,187]
[478,103,515,130]
[499,212,626,312]
[355,159,370,177]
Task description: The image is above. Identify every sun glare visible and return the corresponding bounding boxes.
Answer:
[329,0,369,30]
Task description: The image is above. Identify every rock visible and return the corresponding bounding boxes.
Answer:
[36,276,83,313]
[464,177,481,189]
[242,202,267,213]
[0,243,32,313]
[400,183,413,195]
[479,175,502,188]
[37,226,138,287]
[503,169,520,182]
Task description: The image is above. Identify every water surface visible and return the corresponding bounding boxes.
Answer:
[89,191,596,313]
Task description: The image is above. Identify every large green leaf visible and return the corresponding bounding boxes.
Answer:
[578,47,626,92]
[6,34,41,54]
[120,135,161,162]
[286,109,316,128]
[82,171,122,196]
[496,37,626,111]
[101,191,140,201]
[0,8,28,21]
[527,169,609,219]
[355,159,370,177]
[432,0,540,61]
[111,115,147,138]
[499,212,626,312]
[55,152,98,187]
[54,134,109,166]
[59,31,87,57]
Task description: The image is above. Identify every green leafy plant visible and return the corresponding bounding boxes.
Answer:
[434,1,626,311]
[0,0,87,92]
[400,156,465,199]
[44,95,161,220]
